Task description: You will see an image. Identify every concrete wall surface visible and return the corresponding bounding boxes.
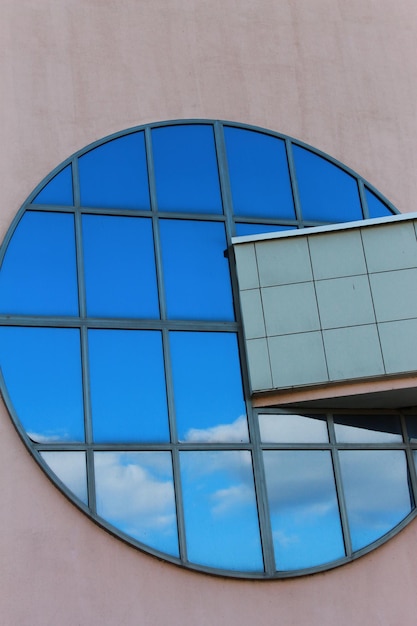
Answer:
[1,1,417,624]
[235,215,417,393]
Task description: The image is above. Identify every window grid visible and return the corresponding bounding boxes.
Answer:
[0,120,401,579]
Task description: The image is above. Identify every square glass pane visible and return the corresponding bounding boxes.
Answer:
[170,331,248,443]
[339,450,412,551]
[0,327,84,442]
[0,211,78,316]
[259,413,328,443]
[334,415,402,443]
[79,132,150,210]
[32,164,73,205]
[224,127,295,219]
[263,450,344,570]
[152,125,222,214]
[82,215,159,318]
[94,451,178,556]
[159,219,234,320]
[180,451,263,571]
[89,330,169,442]
[41,451,87,504]
[365,188,395,218]
[293,145,363,222]
[235,224,296,237]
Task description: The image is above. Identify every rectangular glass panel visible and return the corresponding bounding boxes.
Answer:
[170,331,248,443]
[0,327,84,442]
[334,415,403,443]
[82,215,159,318]
[293,145,363,222]
[79,132,150,210]
[365,188,394,218]
[152,125,222,214]
[406,416,417,442]
[89,330,169,442]
[224,127,295,219]
[180,451,263,571]
[160,219,234,320]
[339,450,412,551]
[0,211,78,316]
[33,164,73,206]
[40,451,87,504]
[263,450,344,570]
[94,451,178,556]
[259,413,328,443]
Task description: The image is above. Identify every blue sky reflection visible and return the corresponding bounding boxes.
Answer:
[169,332,248,442]
[95,451,178,556]
[0,327,84,442]
[339,450,411,551]
[88,330,169,442]
[263,450,345,570]
[180,450,263,571]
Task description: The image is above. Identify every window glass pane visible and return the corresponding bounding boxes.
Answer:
[259,413,328,443]
[293,145,363,222]
[0,327,84,442]
[95,451,178,556]
[152,125,222,214]
[32,164,73,206]
[170,331,248,443]
[225,127,295,219]
[334,415,402,443]
[235,224,296,237]
[41,451,88,504]
[339,450,411,551]
[406,416,417,442]
[89,330,169,442]
[79,133,150,210]
[365,187,395,218]
[82,215,159,318]
[180,451,263,571]
[263,450,344,570]
[160,219,234,320]
[0,211,78,316]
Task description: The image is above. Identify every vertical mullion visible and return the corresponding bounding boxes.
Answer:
[401,414,417,510]
[328,413,352,557]
[214,121,235,238]
[250,410,276,575]
[72,157,96,512]
[357,179,370,219]
[145,125,167,321]
[285,138,303,227]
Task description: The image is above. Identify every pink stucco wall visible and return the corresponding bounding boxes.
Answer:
[1,1,417,624]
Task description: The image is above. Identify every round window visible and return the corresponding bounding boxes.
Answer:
[2,120,412,579]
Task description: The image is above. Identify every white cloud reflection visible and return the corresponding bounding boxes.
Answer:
[40,451,88,504]
[94,451,178,554]
[183,414,248,443]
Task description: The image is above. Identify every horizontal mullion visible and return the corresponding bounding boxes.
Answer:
[260,442,409,450]
[0,316,239,332]
[33,441,255,452]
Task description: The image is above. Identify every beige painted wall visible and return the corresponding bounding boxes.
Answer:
[1,1,417,624]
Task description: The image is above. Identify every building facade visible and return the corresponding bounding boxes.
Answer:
[1,1,417,624]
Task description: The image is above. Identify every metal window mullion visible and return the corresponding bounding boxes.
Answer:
[213,121,235,238]
[328,414,353,557]
[145,126,168,323]
[161,327,187,563]
[250,410,276,575]
[401,414,417,509]
[171,445,188,564]
[357,179,370,220]
[285,138,303,226]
